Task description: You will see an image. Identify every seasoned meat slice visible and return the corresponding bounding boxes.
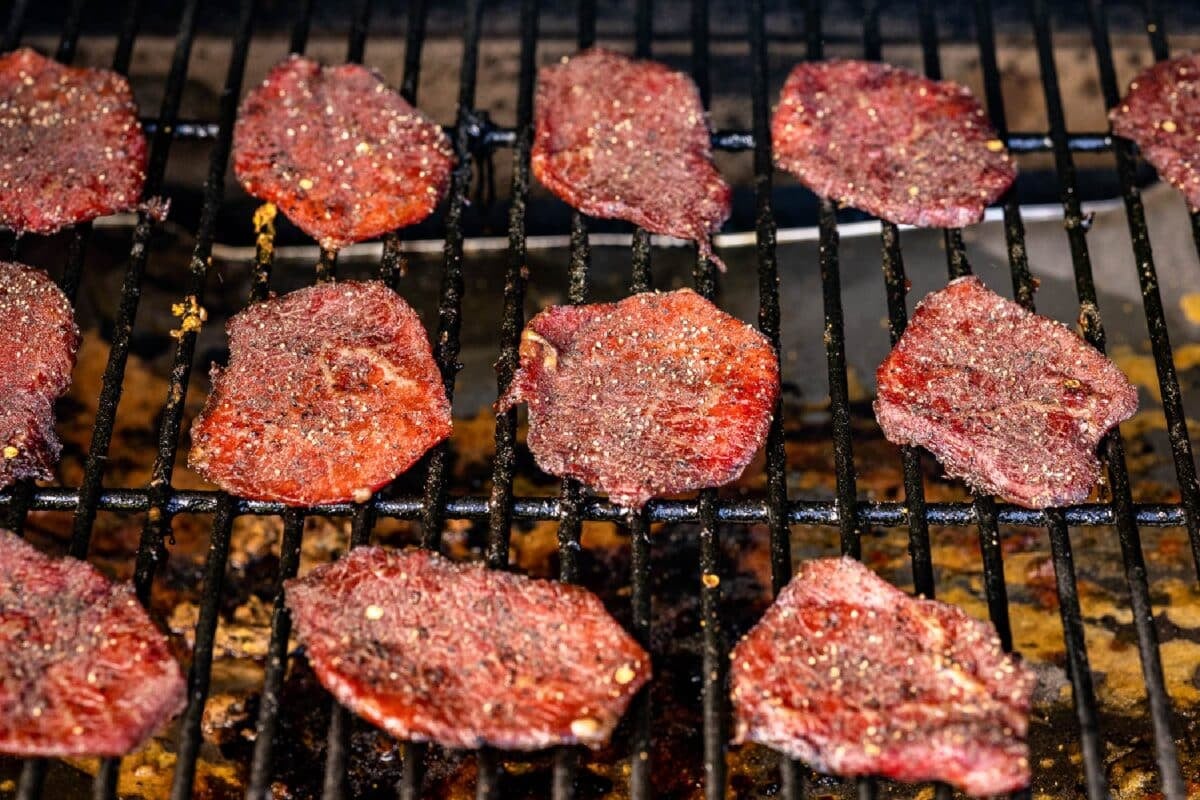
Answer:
[0,262,79,489]
[772,59,1015,227]
[731,557,1036,797]
[874,276,1137,508]
[496,289,779,509]
[1110,53,1200,208]
[189,281,451,506]
[533,48,731,267]
[234,55,454,250]
[0,531,185,757]
[285,546,650,750]
[0,48,147,234]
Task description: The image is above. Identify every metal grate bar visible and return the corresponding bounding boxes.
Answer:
[52,0,85,63]
[1083,0,1200,582]
[908,0,1013,654]
[970,0,1108,795]
[346,0,370,64]
[69,0,204,560]
[1,0,30,53]
[1027,0,1185,795]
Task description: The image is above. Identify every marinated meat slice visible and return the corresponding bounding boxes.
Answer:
[0,530,186,757]
[285,546,650,750]
[731,557,1036,797]
[532,48,731,267]
[877,276,1138,507]
[0,262,80,489]
[0,48,147,234]
[495,289,779,509]
[188,281,451,506]
[234,55,454,250]
[874,277,1137,508]
[1110,53,1200,208]
[772,59,1015,228]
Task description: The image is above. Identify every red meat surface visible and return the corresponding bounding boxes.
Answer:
[0,530,185,757]
[0,262,79,489]
[532,48,731,268]
[1110,53,1200,208]
[285,546,650,750]
[496,289,779,509]
[233,55,454,250]
[772,59,1015,228]
[874,276,1137,508]
[0,48,146,234]
[731,557,1036,797]
[188,281,451,506]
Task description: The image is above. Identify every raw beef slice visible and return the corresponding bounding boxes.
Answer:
[234,55,454,250]
[285,546,650,749]
[0,530,185,757]
[0,48,147,234]
[772,59,1015,227]
[496,289,779,509]
[731,557,1036,796]
[533,48,731,267]
[1110,53,1200,208]
[189,281,451,506]
[0,262,79,489]
[874,277,1137,508]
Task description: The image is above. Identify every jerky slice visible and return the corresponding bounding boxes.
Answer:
[234,55,454,250]
[731,557,1036,797]
[189,281,451,506]
[0,261,79,489]
[532,48,731,267]
[1110,53,1200,208]
[772,59,1015,227]
[496,289,779,509]
[874,276,1138,508]
[285,546,650,750]
[0,48,147,234]
[0,531,185,757]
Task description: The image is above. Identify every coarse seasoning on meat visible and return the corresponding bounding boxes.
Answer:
[532,48,731,268]
[0,48,147,234]
[0,261,79,489]
[772,59,1015,228]
[1110,53,1200,209]
[234,55,454,250]
[495,289,779,509]
[285,546,650,750]
[188,281,451,506]
[874,276,1138,508]
[0,530,185,757]
[731,557,1036,797]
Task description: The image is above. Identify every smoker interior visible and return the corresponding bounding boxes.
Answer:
[3,0,1200,798]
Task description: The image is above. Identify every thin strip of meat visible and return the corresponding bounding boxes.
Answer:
[532,48,731,268]
[285,546,650,750]
[731,556,1036,797]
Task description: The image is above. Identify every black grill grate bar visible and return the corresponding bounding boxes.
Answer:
[69,0,205,560]
[52,0,85,63]
[970,0,1107,794]
[399,0,428,104]
[1084,0,1200,582]
[0,0,30,53]
[346,0,370,64]
[1027,0,1185,794]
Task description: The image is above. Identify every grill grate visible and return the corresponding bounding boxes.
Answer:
[3,1,1199,799]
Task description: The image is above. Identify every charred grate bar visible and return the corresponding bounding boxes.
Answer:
[2,1,1198,800]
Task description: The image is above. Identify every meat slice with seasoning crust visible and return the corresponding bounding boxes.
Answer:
[233,55,454,250]
[0,48,147,234]
[532,48,731,267]
[772,59,1015,227]
[0,262,79,489]
[0,530,185,757]
[732,557,1036,797]
[285,546,650,750]
[1110,53,1200,208]
[874,276,1137,508]
[496,289,778,509]
[188,281,451,506]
